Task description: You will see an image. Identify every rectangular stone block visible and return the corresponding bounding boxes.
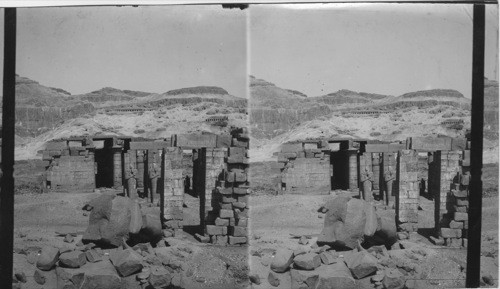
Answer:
[218,187,233,195]
[283,152,297,159]
[237,217,248,227]
[441,228,462,238]
[228,236,247,245]
[206,225,227,236]
[365,144,389,153]
[232,202,246,209]
[176,134,217,148]
[456,199,469,206]
[449,220,464,229]
[454,212,468,221]
[222,196,237,203]
[215,218,230,226]
[229,218,235,226]
[304,143,318,150]
[220,203,232,210]
[219,209,234,219]
[233,187,249,195]
[446,237,463,248]
[229,226,247,237]
[216,135,232,148]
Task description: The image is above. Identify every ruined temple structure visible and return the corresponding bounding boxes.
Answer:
[40,128,249,245]
[275,136,471,246]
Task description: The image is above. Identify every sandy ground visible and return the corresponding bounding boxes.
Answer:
[248,191,499,288]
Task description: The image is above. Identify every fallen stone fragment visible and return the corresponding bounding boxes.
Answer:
[149,266,172,288]
[59,250,87,268]
[319,251,336,265]
[299,236,309,245]
[80,260,122,289]
[14,272,26,283]
[344,251,378,279]
[294,252,321,270]
[36,246,60,271]
[382,268,405,289]
[249,274,261,285]
[27,251,38,264]
[294,247,307,257]
[34,270,46,285]
[482,274,495,286]
[270,248,294,273]
[316,262,356,289]
[268,271,280,287]
[85,249,103,263]
[110,248,144,277]
[291,269,319,289]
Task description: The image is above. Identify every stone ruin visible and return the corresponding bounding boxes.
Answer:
[274,136,470,246]
[40,128,250,246]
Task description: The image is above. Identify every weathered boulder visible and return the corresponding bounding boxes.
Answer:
[270,248,294,273]
[129,200,143,234]
[34,270,46,285]
[344,251,378,279]
[59,250,87,268]
[110,248,143,277]
[293,253,321,270]
[383,268,405,289]
[36,246,60,271]
[319,251,337,265]
[317,196,396,250]
[149,266,172,288]
[82,194,131,247]
[315,262,356,289]
[268,271,280,287]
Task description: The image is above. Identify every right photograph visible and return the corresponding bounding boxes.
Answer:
[248,3,498,289]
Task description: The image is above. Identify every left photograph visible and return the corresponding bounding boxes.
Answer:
[6,6,249,289]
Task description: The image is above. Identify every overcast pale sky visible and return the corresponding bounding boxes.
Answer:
[1,6,247,97]
[0,4,498,99]
[250,3,499,98]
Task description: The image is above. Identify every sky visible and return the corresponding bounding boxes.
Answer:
[250,3,499,98]
[0,6,247,97]
[0,4,498,99]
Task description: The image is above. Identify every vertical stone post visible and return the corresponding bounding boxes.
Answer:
[162,147,184,236]
[396,150,419,232]
[347,149,358,190]
[112,146,122,189]
[136,150,145,192]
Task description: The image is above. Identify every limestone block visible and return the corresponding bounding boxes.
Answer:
[206,225,227,236]
[454,212,468,221]
[440,228,462,238]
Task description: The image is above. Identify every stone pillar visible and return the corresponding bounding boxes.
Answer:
[112,147,122,189]
[347,149,358,190]
[396,150,419,232]
[136,150,145,191]
[372,153,381,194]
[162,147,184,236]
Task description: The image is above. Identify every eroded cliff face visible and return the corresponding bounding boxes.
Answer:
[13,76,96,137]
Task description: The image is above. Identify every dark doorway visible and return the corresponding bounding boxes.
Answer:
[331,150,349,190]
[94,139,114,188]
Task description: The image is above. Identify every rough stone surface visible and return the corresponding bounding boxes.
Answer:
[270,248,294,273]
[293,253,321,270]
[149,266,172,288]
[317,196,396,250]
[78,260,122,289]
[382,268,405,289]
[59,250,87,268]
[268,271,280,287]
[33,270,46,285]
[110,248,144,277]
[319,251,337,265]
[36,246,60,271]
[344,251,378,279]
[291,262,356,289]
[82,195,132,247]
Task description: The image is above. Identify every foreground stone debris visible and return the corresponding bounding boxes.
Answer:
[36,246,60,271]
[110,248,144,277]
[271,248,294,273]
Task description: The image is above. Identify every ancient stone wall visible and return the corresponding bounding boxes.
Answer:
[429,150,462,234]
[162,147,184,235]
[278,142,331,194]
[203,129,249,245]
[396,150,419,232]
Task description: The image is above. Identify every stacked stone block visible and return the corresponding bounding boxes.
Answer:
[204,148,227,212]
[371,153,382,193]
[396,150,419,232]
[163,147,184,235]
[430,151,462,231]
[440,187,468,247]
[278,141,331,194]
[205,129,249,245]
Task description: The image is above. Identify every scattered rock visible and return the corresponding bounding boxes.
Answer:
[149,266,172,288]
[14,272,27,283]
[482,274,495,286]
[27,251,38,264]
[110,248,143,277]
[294,252,321,270]
[59,250,87,268]
[79,260,122,289]
[299,236,309,245]
[33,270,46,285]
[249,274,261,285]
[319,251,337,265]
[293,247,307,257]
[382,268,405,289]
[270,248,294,273]
[36,246,60,271]
[85,249,103,263]
[64,234,74,243]
[344,251,378,279]
[268,271,280,287]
